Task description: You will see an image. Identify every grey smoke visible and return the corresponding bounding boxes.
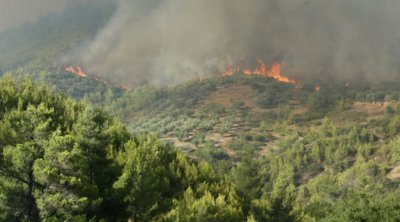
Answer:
[72,0,400,85]
[0,0,69,33]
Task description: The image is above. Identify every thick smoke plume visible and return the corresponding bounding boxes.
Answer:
[72,0,400,85]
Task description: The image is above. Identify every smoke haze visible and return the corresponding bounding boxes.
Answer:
[70,0,400,85]
[0,0,69,33]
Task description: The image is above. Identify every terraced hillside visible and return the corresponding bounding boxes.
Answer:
[103,75,396,161]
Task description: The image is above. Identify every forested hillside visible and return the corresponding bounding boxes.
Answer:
[1,1,400,221]
[0,75,241,221]
[90,73,400,221]
[1,75,400,221]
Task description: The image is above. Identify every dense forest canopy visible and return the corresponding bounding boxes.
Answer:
[0,75,243,221]
[1,73,400,221]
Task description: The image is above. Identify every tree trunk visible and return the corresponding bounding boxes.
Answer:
[26,163,39,222]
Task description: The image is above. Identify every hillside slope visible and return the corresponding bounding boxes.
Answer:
[0,2,117,98]
[105,75,397,156]
[1,1,400,221]
[91,74,400,220]
[2,74,400,221]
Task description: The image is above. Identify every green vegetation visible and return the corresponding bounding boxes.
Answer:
[1,1,400,221]
[2,74,400,221]
[0,76,240,221]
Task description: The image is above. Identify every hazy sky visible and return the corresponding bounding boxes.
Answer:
[0,0,68,33]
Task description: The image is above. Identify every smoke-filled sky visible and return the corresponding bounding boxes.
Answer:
[0,0,69,32]
[64,0,400,84]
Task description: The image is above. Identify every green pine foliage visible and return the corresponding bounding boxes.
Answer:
[2,75,400,221]
[0,75,268,221]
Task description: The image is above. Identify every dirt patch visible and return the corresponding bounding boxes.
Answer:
[200,84,259,109]
[387,164,400,180]
[161,137,196,151]
[205,132,235,156]
[327,101,396,127]
[352,101,393,117]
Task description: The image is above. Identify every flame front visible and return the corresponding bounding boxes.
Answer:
[65,66,88,78]
[222,59,296,84]
[64,65,131,91]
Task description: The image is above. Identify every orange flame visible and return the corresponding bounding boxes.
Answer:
[64,65,132,91]
[65,66,88,78]
[222,59,296,84]
[223,65,235,76]
[315,84,321,92]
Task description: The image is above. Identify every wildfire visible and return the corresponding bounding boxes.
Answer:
[315,84,321,92]
[65,65,88,78]
[222,59,296,84]
[64,65,132,91]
